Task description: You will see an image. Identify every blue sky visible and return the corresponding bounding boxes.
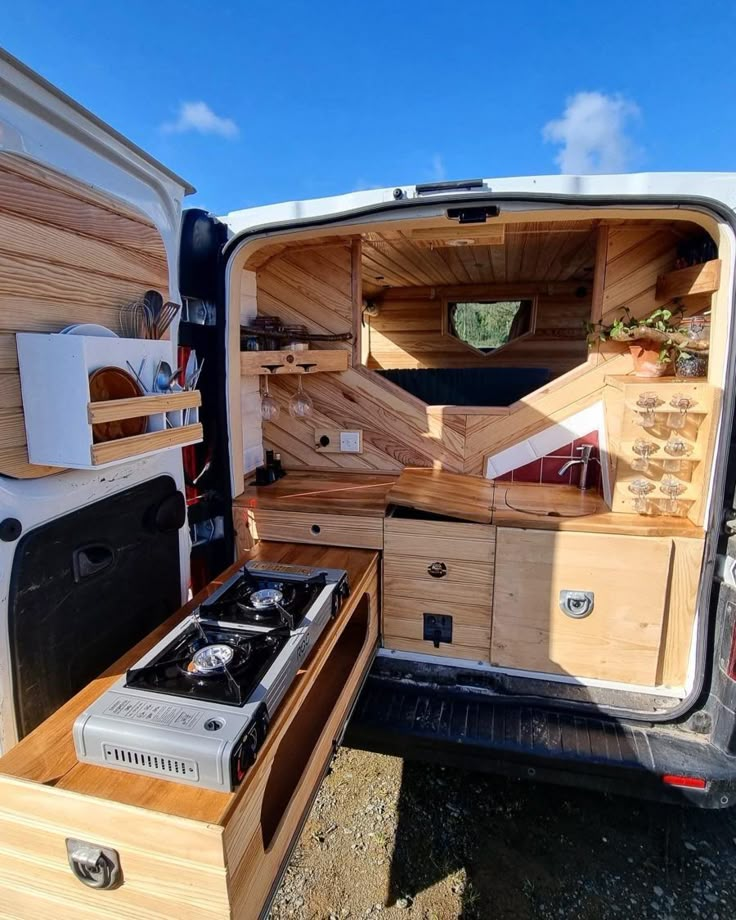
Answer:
[3,1,735,215]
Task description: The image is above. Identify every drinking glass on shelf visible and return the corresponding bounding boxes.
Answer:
[628,478,655,514]
[260,374,280,421]
[667,394,696,430]
[631,439,659,472]
[288,373,314,419]
[659,475,687,515]
[663,436,691,473]
[636,392,659,429]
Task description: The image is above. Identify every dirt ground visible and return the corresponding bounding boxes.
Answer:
[268,747,736,920]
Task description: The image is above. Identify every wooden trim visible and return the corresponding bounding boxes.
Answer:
[240,349,349,376]
[87,391,200,423]
[590,223,609,323]
[655,259,721,301]
[89,423,203,465]
[351,239,362,366]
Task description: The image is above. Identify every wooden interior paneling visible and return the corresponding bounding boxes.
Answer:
[0,153,170,478]
[366,284,590,374]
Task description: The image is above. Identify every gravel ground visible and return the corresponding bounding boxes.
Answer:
[269,747,736,920]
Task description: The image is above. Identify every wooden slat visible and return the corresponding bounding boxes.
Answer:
[248,508,383,549]
[90,423,202,465]
[387,467,495,524]
[88,391,201,424]
[384,516,495,562]
[239,349,349,375]
[655,260,721,301]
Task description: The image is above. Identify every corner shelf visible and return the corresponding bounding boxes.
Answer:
[240,349,349,376]
[655,259,721,300]
[16,332,203,469]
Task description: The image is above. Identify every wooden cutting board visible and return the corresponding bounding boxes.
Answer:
[387,467,494,524]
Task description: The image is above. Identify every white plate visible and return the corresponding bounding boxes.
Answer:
[59,323,118,338]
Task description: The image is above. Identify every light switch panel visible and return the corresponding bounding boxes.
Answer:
[339,430,362,453]
[314,428,363,454]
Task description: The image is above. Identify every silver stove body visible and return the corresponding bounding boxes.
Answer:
[73,561,347,791]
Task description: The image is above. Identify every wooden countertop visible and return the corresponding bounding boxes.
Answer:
[236,472,397,517]
[0,542,379,825]
[237,469,701,538]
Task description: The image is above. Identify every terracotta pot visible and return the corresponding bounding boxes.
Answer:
[628,340,671,378]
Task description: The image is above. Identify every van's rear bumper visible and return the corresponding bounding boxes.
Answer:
[344,673,736,809]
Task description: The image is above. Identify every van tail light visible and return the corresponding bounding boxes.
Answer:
[662,774,708,790]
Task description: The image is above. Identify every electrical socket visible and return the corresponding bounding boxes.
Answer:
[314,428,363,454]
[339,431,362,453]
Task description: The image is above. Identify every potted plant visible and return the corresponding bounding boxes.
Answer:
[587,306,710,378]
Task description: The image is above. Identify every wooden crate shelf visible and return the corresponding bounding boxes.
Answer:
[88,390,201,424]
[91,422,203,465]
[240,349,349,376]
[655,259,721,300]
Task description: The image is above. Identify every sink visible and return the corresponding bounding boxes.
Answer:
[496,483,601,518]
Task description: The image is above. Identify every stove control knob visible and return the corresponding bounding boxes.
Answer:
[204,718,224,732]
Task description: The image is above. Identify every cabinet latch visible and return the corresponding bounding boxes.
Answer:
[66,838,122,890]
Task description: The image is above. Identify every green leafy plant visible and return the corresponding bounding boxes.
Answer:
[586,305,707,364]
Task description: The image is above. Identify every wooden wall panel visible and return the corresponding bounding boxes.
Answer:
[366,286,590,375]
[0,154,170,479]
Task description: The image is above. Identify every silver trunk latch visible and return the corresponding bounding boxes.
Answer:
[559,590,595,619]
[66,838,122,890]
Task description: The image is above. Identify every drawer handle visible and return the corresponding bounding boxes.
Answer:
[311,524,321,535]
[559,590,595,619]
[427,562,447,578]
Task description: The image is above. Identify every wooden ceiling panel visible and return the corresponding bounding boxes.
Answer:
[361,220,599,292]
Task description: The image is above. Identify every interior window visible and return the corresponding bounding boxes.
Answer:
[448,300,534,352]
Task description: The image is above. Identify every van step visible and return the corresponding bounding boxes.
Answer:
[344,675,736,800]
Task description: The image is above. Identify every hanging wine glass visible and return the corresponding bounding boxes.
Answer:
[667,394,695,430]
[663,436,691,473]
[628,478,655,514]
[659,475,687,515]
[631,439,659,472]
[289,372,314,419]
[636,392,659,429]
[260,372,280,421]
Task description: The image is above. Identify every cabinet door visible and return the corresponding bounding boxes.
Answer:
[491,528,672,685]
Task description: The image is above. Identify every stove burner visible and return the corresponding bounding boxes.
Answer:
[251,588,284,609]
[187,643,236,675]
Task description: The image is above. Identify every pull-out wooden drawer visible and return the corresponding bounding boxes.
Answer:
[384,554,493,605]
[383,594,491,662]
[248,508,383,549]
[384,517,495,564]
[491,528,672,685]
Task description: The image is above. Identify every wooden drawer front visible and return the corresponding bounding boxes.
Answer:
[384,553,493,605]
[383,594,491,662]
[384,518,495,564]
[491,528,672,686]
[250,509,383,549]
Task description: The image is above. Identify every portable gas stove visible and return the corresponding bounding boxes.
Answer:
[73,560,349,791]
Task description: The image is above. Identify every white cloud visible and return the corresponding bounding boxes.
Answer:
[542,91,640,174]
[161,101,238,138]
[430,153,445,181]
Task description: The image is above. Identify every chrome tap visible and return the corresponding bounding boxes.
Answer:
[558,444,595,491]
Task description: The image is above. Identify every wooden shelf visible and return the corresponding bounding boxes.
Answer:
[90,422,203,465]
[240,349,349,376]
[655,259,721,300]
[88,390,201,424]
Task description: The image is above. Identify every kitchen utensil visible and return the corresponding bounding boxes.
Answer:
[260,374,280,421]
[635,392,659,429]
[667,394,696,430]
[663,436,692,473]
[153,361,184,393]
[628,478,655,514]
[88,366,146,443]
[119,300,152,339]
[659,475,687,515]
[153,302,180,339]
[143,290,164,319]
[631,439,659,472]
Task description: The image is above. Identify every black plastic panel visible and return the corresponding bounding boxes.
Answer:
[8,476,183,737]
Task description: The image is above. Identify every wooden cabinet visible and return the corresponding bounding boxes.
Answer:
[491,528,674,685]
[382,516,495,662]
[246,508,384,550]
[0,545,379,920]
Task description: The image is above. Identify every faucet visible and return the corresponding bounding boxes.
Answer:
[558,444,595,491]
